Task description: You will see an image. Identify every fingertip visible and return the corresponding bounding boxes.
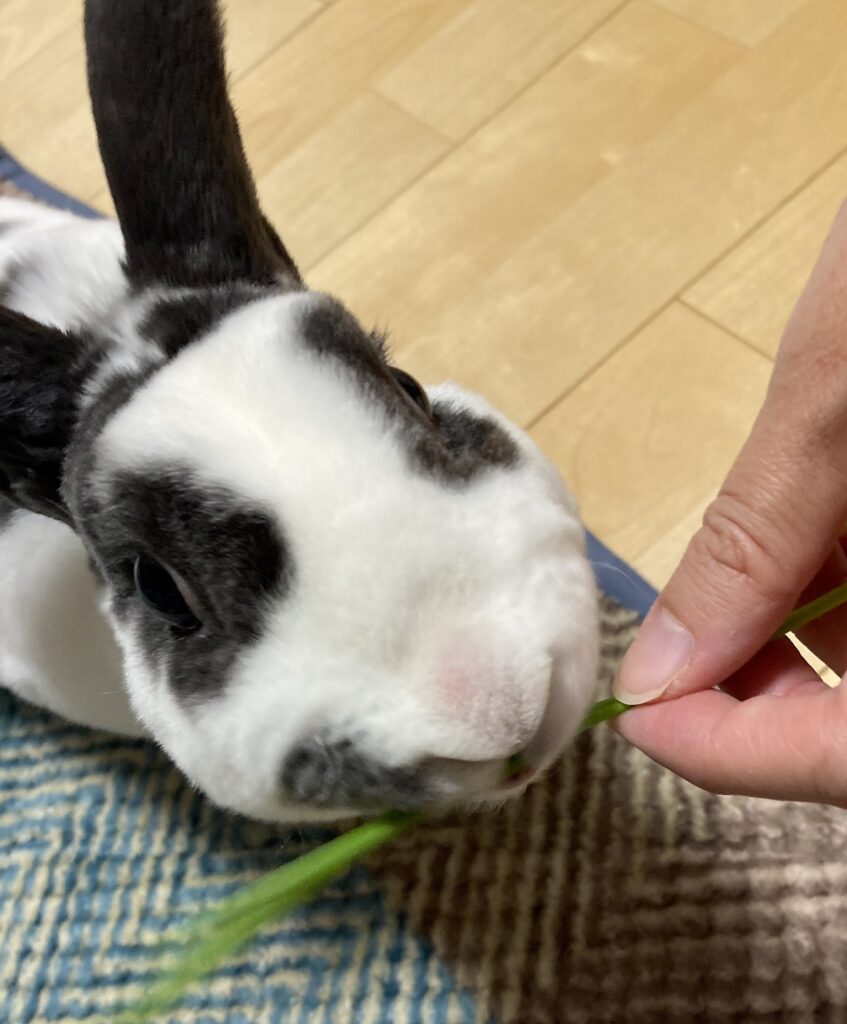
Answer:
[612,606,691,705]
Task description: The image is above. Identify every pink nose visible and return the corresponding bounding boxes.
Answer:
[430,638,549,760]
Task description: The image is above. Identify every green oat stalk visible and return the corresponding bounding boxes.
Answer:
[122,580,847,1020]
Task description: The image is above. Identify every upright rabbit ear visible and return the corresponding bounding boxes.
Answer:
[84,0,300,289]
[0,308,88,524]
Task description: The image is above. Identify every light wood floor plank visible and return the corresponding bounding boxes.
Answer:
[231,0,473,180]
[684,151,847,359]
[254,93,449,269]
[2,24,103,201]
[648,0,808,46]
[0,0,78,81]
[310,2,741,418]
[530,303,772,586]
[375,0,623,140]
[311,0,845,427]
[221,0,320,77]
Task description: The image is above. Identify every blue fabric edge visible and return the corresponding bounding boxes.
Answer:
[0,145,102,220]
[585,532,656,618]
[0,145,658,620]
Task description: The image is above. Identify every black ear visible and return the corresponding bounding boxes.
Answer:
[0,308,89,524]
[84,0,300,289]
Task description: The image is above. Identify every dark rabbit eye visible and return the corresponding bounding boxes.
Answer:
[391,368,430,414]
[134,554,201,631]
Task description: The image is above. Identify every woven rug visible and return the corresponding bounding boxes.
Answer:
[4,149,847,1024]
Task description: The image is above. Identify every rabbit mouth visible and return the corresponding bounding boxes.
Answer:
[424,667,584,807]
[423,712,563,807]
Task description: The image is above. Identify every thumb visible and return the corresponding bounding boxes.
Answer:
[614,405,847,704]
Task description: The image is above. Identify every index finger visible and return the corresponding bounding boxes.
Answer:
[613,683,847,806]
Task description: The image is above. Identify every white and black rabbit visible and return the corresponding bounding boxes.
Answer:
[0,0,599,824]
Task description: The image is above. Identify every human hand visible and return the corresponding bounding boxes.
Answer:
[612,201,847,806]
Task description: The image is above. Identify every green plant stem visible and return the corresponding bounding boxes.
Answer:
[121,811,420,1021]
[578,696,630,731]
[128,578,847,1020]
[772,580,847,638]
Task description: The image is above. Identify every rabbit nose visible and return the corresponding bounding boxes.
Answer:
[281,734,426,810]
[428,640,552,761]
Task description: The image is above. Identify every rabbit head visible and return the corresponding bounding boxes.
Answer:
[0,0,599,823]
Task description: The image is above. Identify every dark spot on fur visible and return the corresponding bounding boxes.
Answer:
[77,468,291,700]
[298,296,521,484]
[141,285,271,357]
[419,402,519,480]
[297,295,392,383]
[281,734,426,810]
[0,307,105,522]
[63,364,159,524]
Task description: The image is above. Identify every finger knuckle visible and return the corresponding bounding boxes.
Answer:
[696,492,791,604]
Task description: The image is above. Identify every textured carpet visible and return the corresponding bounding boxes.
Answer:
[3,149,847,1024]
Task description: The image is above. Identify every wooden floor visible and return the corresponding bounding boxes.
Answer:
[3,0,845,588]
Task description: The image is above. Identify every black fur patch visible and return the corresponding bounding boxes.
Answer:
[78,468,291,700]
[0,307,102,522]
[141,285,271,357]
[417,402,519,481]
[63,365,161,543]
[280,734,426,811]
[298,297,519,483]
[85,0,300,288]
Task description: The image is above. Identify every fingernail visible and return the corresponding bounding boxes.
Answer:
[613,607,692,705]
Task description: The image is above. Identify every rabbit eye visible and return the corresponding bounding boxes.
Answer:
[133,554,201,631]
[391,368,430,415]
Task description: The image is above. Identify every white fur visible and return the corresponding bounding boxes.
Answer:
[0,200,126,331]
[0,509,144,736]
[0,200,161,388]
[98,294,599,820]
[0,198,599,823]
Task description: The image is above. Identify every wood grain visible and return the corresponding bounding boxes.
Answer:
[311,0,840,426]
[648,0,806,45]
[231,0,472,179]
[0,0,78,81]
[530,303,772,586]
[685,152,847,358]
[257,93,448,269]
[376,0,623,140]
[311,1,742,420]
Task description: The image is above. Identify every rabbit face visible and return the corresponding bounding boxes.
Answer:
[0,0,600,823]
[59,289,597,822]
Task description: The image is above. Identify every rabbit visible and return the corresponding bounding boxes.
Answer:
[0,0,599,824]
